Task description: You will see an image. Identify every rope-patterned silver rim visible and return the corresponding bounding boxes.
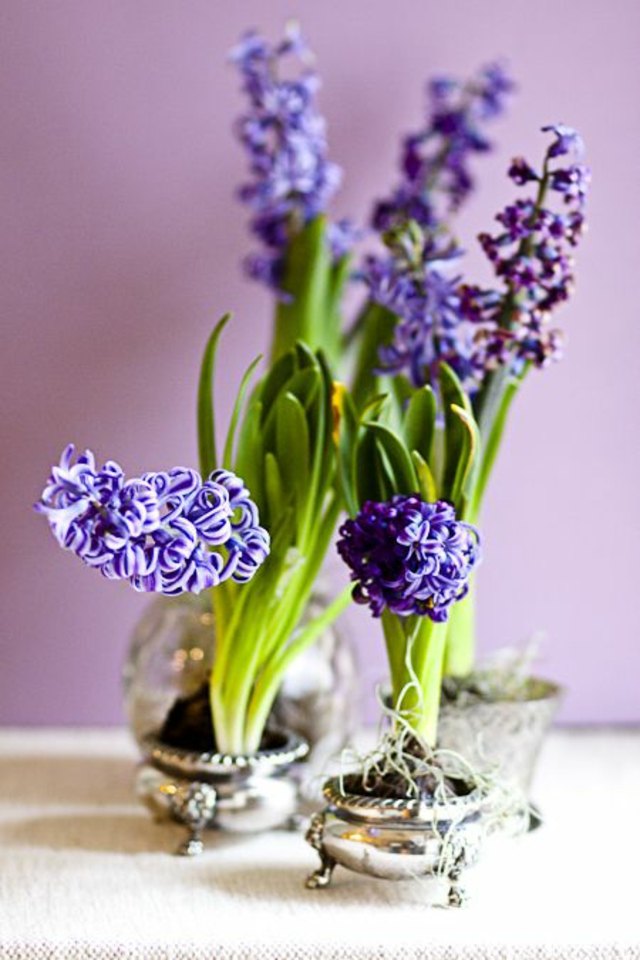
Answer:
[141,731,309,777]
[322,776,485,825]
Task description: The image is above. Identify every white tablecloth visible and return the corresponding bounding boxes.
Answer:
[0,727,638,959]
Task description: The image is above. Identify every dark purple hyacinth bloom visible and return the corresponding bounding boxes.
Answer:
[337,495,480,621]
[35,445,269,596]
[372,62,513,233]
[461,123,590,375]
[230,23,355,289]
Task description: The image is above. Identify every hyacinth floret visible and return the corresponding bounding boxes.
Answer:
[35,445,269,596]
[372,62,513,233]
[231,23,355,289]
[337,495,480,621]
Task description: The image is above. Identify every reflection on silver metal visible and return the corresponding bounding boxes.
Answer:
[305,777,489,906]
[438,679,562,796]
[136,731,308,855]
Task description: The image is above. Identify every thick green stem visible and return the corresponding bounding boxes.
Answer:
[381,609,407,706]
[443,579,476,678]
[271,216,334,364]
[396,616,449,748]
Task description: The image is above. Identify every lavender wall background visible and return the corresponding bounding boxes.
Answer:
[2,0,638,726]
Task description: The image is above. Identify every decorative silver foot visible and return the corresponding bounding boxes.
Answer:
[170,782,217,857]
[447,882,467,907]
[305,811,336,889]
[306,859,336,889]
[446,849,468,908]
[177,834,205,857]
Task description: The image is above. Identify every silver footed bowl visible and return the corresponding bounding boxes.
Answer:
[305,775,491,907]
[137,730,308,856]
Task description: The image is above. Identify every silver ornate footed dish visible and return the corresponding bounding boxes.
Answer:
[137,730,308,855]
[305,775,491,906]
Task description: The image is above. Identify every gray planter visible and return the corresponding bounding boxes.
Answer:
[437,677,562,797]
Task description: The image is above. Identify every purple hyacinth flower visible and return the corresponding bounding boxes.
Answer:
[337,495,480,621]
[35,446,269,596]
[459,124,590,379]
[361,225,479,389]
[541,124,585,159]
[327,219,361,260]
[231,23,353,289]
[372,62,514,233]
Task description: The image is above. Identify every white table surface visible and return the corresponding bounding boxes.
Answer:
[0,727,638,959]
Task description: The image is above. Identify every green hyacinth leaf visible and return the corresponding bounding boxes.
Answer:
[472,376,520,519]
[411,450,438,503]
[234,398,264,508]
[364,422,417,496]
[264,451,285,524]
[336,390,360,517]
[360,392,389,422]
[440,362,475,509]
[294,340,318,371]
[281,367,322,420]
[355,430,386,504]
[404,385,437,466]
[448,403,480,510]
[197,313,231,477]
[223,354,263,471]
[259,349,299,417]
[276,391,310,519]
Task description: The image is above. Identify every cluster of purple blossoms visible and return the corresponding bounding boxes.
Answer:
[460,123,590,376]
[363,231,466,386]
[231,24,355,290]
[337,495,480,621]
[365,124,589,392]
[372,62,513,233]
[35,445,269,596]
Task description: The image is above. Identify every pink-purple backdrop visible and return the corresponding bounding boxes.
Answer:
[2,0,638,726]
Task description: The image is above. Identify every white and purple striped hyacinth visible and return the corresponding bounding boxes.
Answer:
[35,445,269,596]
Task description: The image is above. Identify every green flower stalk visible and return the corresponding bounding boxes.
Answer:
[271,216,352,369]
[198,316,350,754]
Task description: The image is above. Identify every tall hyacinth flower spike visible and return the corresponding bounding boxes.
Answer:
[372,62,514,234]
[230,23,357,366]
[350,62,513,409]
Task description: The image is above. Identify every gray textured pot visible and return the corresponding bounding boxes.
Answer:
[437,678,562,797]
